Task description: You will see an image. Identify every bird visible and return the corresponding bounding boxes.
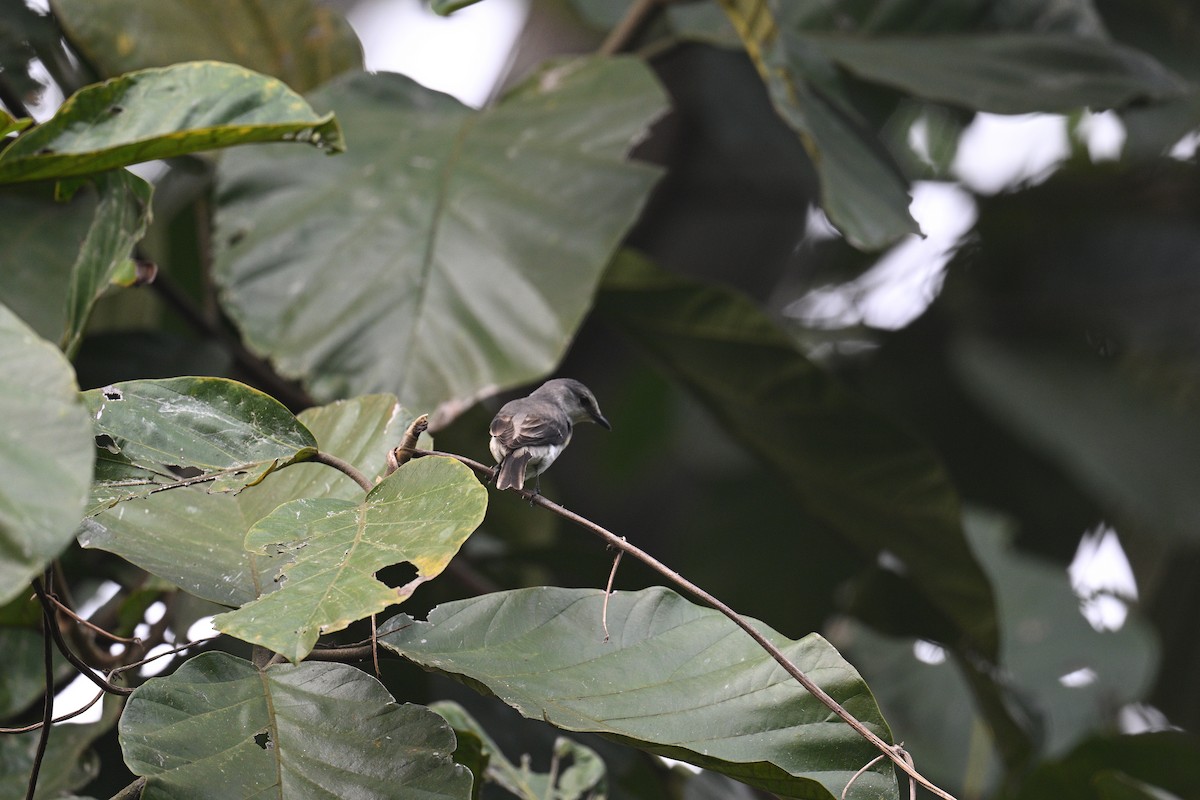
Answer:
[489,378,611,493]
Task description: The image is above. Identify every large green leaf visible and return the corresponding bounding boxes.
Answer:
[119,651,472,800]
[215,455,487,662]
[597,251,998,658]
[51,0,362,92]
[812,33,1187,114]
[0,183,96,340]
[83,377,318,511]
[0,302,94,605]
[214,58,666,413]
[716,2,918,250]
[836,512,1158,794]
[381,586,897,800]
[60,169,153,357]
[0,61,344,184]
[80,394,413,606]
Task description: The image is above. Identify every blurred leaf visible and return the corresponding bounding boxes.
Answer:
[60,169,153,357]
[381,586,898,800]
[0,0,61,101]
[953,338,1200,544]
[51,0,362,92]
[82,377,318,511]
[1,108,30,137]
[835,511,1158,794]
[0,302,94,605]
[80,394,412,606]
[0,61,343,184]
[598,251,998,658]
[1015,731,1200,800]
[812,33,1186,114]
[0,182,96,340]
[213,58,666,414]
[119,651,472,800]
[432,701,609,800]
[430,0,487,15]
[214,456,487,662]
[716,2,918,250]
[0,693,123,800]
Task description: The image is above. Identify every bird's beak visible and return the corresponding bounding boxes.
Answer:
[593,411,612,430]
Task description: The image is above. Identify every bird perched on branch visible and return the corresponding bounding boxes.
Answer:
[489,378,611,493]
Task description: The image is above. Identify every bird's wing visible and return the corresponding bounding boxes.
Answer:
[490,408,570,449]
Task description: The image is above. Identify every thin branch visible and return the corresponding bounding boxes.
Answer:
[26,598,55,800]
[31,579,132,697]
[43,590,140,645]
[597,0,662,56]
[602,545,624,643]
[404,449,956,800]
[309,450,374,493]
[0,686,104,734]
[842,753,887,800]
[110,777,146,800]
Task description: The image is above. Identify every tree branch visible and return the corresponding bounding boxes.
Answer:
[26,594,55,800]
[404,449,957,800]
[31,578,133,697]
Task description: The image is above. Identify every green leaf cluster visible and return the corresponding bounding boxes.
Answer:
[2,1,1198,799]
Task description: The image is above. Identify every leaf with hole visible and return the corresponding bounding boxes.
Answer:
[215,455,488,662]
[80,394,413,607]
[0,61,343,184]
[119,651,472,800]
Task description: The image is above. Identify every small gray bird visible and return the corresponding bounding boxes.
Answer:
[489,378,611,493]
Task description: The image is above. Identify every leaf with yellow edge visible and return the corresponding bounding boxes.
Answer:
[215,456,487,662]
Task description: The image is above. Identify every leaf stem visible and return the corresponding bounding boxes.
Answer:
[597,0,662,56]
[407,449,958,800]
[308,450,374,492]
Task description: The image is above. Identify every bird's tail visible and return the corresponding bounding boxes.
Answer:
[496,450,531,490]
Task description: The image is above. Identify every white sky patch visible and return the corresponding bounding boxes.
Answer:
[1069,524,1138,632]
[1076,109,1126,161]
[786,181,976,330]
[76,580,121,619]
[53,674,104,725]
[1058,666,1098,688]
[187,615,218,642]
[954,113,1070,194]
[913,639,947,665]
[346,0,529,108]
[1119,703,1174,734]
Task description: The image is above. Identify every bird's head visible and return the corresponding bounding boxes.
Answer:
[536,378,611,430]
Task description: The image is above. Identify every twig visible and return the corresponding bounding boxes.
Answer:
[26,598,55,800]
[31,579,132,697]
[405,449,956,800]
[371,614,381,678]
[597,0,662,56]
[842,753,887,800]
[308,450,374,492]
[43,590,140,644]
[602,544,624,643]
[385,415,429,477]
[1,686,104,734]
[110,777,147,800]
